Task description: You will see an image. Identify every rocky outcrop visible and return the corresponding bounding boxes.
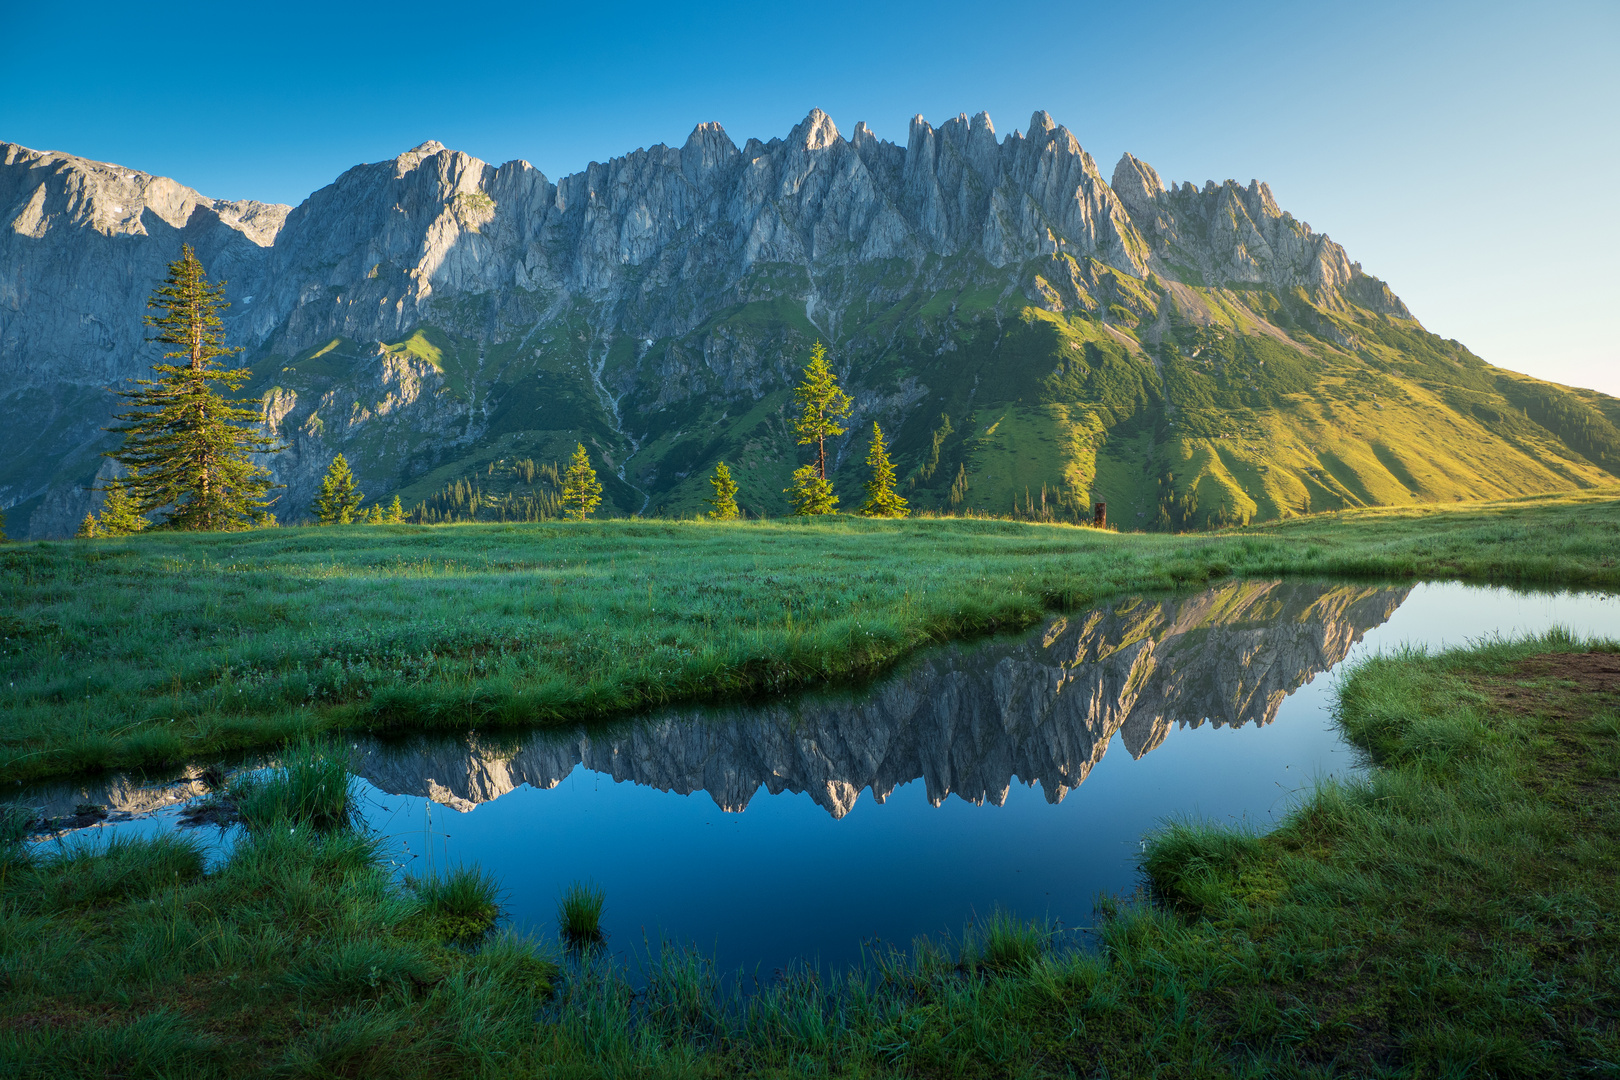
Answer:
[351,580,1406,818]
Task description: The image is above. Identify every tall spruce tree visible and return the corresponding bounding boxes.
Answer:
[561,443,603,520]
[313,454,363,524]
[108,246,282,530]
[858,423,909,517]
[790,342,852,480]
[706,461,740,519]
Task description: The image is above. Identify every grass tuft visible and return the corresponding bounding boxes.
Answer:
[232,739,355,830]
[1141,819,1266,912]
[557,880,606,947]
[412,865,501,943]
[960,908,1051,974]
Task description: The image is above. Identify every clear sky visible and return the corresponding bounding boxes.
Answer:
[5,0,1616,394]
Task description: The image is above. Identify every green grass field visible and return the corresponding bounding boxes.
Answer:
[2,488,1618,783]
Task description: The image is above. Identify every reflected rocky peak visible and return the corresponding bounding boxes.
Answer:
[354,581,1406,819]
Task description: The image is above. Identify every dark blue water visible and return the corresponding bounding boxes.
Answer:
[26,580,1620,973]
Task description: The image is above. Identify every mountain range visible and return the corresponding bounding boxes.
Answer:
[4,110,1618,536]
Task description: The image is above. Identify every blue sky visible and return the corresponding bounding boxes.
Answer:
[4,0,1616,393]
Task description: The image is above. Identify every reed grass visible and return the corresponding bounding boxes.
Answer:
[1,489,1617,783]
[0,746,557,1079]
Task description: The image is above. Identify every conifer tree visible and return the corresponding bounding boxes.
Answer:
[786,464,837,516]
[706,461,740,519]
[858,423,909,517]
[561,443,603,520]
[313,454,363,524]
[96,480,150,536]
[385,495,405,524]
[76,514,98,539]
[108,245,282,530]
[0,506,6,541]
[790,342,852,480]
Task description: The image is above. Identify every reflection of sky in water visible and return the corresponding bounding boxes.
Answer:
[26,582,1620,975]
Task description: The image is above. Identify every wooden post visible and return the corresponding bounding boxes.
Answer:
[1093,501,1106,529]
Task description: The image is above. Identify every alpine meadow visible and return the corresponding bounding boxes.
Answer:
[2,97,1619,1080]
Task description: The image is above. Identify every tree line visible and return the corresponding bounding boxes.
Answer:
[62,248,909,540]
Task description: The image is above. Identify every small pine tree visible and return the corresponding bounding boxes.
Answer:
[0,505,6,541]
[314,454,363,524]
[706,461,740,520]
[790,342,852,480]
[786,464,837,516]
[560,443,603,520]
[107,245,282,530]
[385,495,404,524]
[858,423,908,518]
[97,480,150,536]
[362,504,384,524]
[76,513,98,539]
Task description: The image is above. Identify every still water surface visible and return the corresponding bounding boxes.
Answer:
[27,580,1620,973]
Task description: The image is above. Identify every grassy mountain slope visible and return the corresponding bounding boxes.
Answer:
[262,254,1615,530]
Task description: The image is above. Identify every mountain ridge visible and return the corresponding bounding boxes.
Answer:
[3,110,1618,536]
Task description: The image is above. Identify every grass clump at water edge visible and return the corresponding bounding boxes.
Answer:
[229,738,356,830]
[411,865,502,944]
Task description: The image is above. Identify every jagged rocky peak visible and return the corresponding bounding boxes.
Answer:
[396,139,448,167]
[681,121,740,172]
[1110,152,1166,213]
[1,140,291,245]
[791,108,841,150]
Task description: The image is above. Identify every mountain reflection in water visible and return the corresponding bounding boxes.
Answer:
[354,580,1407,819]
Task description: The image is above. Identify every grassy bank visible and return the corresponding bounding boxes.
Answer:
[1,489,1617,783]
[0,746,557,1078]
[5,631,1615,1076]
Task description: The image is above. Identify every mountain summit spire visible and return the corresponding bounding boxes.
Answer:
[791,108,840,150]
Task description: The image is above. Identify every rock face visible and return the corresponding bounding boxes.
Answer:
[351,580,1406,818]
[5,112,1619,536]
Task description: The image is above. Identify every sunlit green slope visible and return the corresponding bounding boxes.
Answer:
[246,256,1619,530]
